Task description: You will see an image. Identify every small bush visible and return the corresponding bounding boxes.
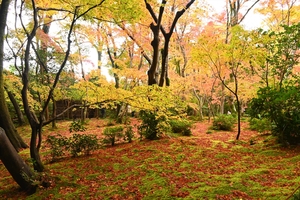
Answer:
[124,125,134,143]
[249,118,272,133]
[45,134,68,162]
[106,119,115,126]
[67,134,100,157]
[212,114,235,131]
[138,111,160,140]
[69,120,87,132]
[169,119,192,136]
[46,133,100,160]
[102,126,124,146]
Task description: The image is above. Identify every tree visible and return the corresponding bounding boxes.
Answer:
[0,0,28,151]
[0,0,36,193]
[194,23,257,140]
[195,0,261,139]
[249,23,300,144]
[257,0,300,30]
[144,0,196,86]
[18,0,107,172]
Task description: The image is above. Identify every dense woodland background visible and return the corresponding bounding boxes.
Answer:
[0,0,300,198]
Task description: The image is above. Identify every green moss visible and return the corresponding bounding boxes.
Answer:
[287,155,300,163]
[85,173,101,180]
[259,150,285,156]
[139,172,171,197]
[215,153,230,159]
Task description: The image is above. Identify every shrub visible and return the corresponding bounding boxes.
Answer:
[138,110,160,140]
[102,126,124,146]
[249,85,300,145]
[106,119,115,126]
[69,120,87,133]
[67,134,100,157]
[249,118,272,133]
[212,114,235,131]
[124,125,134,143]
[45,134,68,162]
[46,133,100,160]
[169,119,192,136]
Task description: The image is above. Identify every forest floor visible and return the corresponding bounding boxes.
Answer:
[0,117,300,199]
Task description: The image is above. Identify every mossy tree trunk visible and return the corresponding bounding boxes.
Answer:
[0,128,36,194]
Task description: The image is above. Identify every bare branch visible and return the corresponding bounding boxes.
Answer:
[239,0,260,24]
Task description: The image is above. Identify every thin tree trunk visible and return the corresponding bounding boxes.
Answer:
[220,84,225,115]
[193,88,203,120]
[235,94,241,140]
[51,98,57,129]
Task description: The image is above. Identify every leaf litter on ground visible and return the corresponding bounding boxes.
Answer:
[0,118,299,199]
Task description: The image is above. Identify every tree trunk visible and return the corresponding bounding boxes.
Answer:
[5,87,25,126]
[235,94,241,140]
[0,0,28,151]
[0,99,28,150]
[220,82,225,115]
[159,38,170,87]
[0,128,37,194]
[51,98,57,129]
[30,125,44,172]
[148,24,160,86]
[193,88,204,120]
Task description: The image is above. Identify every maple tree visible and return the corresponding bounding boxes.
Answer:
[257,0,300,30]
[12,0,107,172]
[190,0,263,139]
[193,10,267,139]
[144,0,196,86]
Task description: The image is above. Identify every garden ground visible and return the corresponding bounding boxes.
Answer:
[0,118,300,199]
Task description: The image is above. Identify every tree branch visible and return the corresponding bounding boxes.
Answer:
[239,0,260,24]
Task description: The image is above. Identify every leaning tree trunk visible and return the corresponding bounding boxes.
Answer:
[5,87,26,126]
[0,97,28,150]
[0,128,37,194]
